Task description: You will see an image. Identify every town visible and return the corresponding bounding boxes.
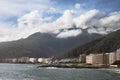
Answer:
[0,48,120,68]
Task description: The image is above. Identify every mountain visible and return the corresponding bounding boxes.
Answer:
[0,29,102,58]
[59,29,120,59]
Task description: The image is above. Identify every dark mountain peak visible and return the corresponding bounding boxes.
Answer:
[0,30,102,58]
[27,32,54,39]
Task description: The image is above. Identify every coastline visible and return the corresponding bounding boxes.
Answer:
[38,63,110,69]
[38,64,120,80]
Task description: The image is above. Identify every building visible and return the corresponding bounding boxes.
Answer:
[18,57,29,63]
[29,58,37,63]
[86,54,93,64]
[92,54,108,65]
[86,53,109,65]
[79,54,86,63]
[12,58,18,63]
[104,53,109,65]
[38,58,52,64]
[110,49,120,67]
[4,58,13,63]
[109,52,116,64]
[116,48,120,60]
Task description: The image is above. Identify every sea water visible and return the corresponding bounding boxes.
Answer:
[0,63,119,80]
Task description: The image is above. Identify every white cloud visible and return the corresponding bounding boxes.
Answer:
[55,10,74,29]
[99,12,120,31]
[16,9,76,39]
[75,3,81,9]
[0,0,52,20]
[18,10,43,29]
[57,29,82,38]
[0,22,18,42]
[73,9,120,34]
[73,9,104,29]
[87,27,107,34]
[86,11,120,34]
[0,1,120,42]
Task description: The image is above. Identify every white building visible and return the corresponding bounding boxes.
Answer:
[38,58,52,64]
[18,57,29,63]
[116,48,120,60]
[109,52,116,64]
[12,58,18,63]
[29,58,37,63]
[86,54,93,64]
[38,58,44,63]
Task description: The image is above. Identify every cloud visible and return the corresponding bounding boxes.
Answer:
[17,9,120,39]
[55,10,74,29]
[99,12,120,31]
[17,10,76,39]
[57,29,82,38]
[0,0,52,21]
[18,10,43,29]
[75,3,81,9]
[0,22,18,42]
[0,0,120,42]
[73,9,105,29]
[73,9,120,34]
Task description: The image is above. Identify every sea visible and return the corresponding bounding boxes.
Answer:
[0,63,119,80]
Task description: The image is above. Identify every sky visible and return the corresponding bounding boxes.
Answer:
[0,0,120,42]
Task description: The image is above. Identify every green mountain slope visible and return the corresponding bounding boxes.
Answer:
[59,29,120,59]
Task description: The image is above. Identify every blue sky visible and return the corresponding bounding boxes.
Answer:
[0,0,120,42]
[1,0,120,24]
[1,0,120,22]
[53,0,120,12]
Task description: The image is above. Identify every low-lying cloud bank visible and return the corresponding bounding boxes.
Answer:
[17,9,120,38]
[0,9,120,42]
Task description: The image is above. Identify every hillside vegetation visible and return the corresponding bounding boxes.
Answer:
[59,29,120,59]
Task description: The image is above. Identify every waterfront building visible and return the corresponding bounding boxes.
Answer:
[38,58,44,63]
[12,58,18,63]
[29,58,37,63]
[86,53,109,65]
[104,53,109,65]
[86,54,93,64]
[92,53,108,65]
[4,58,13,63]
[109,52,116,64]
[111,49,120,67]
[38,58,52,64]
[18,57,29,63]
[79,54,86,63]
[116,48,120,60]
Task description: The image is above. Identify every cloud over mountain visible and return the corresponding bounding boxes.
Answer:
[16,9,120,39]
[0,1,120,42]
[0,9,120,42]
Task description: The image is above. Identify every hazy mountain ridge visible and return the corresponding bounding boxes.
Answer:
[58,29,120,59]
[0,30,102,58]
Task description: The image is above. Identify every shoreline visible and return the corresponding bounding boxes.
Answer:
[37,63,119,69]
